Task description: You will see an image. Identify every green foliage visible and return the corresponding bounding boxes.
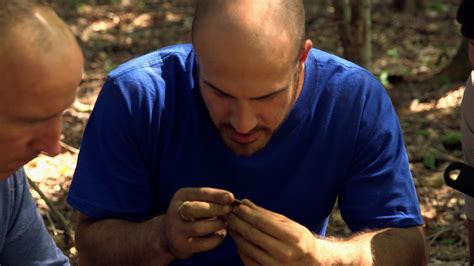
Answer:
[417,129,430,138]
[439,75,452,87]
[66,0,86,11]
[442,131,462,151]
[76,3,88,13]
[440,238,456,245]
[423,153,437,170]
[378,70,390,87]
[104,58,118,73]
[386,48,400,59]
[429,0,447,13]
[136,1,146,9]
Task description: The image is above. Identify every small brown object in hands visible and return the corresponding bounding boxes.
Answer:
[231,199,242,207]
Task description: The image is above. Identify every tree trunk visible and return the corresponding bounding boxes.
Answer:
[359,0,372,69]
[393,0,404,11]
[393,0,427,14]
[334,0,372,69]
[434,38,471,82]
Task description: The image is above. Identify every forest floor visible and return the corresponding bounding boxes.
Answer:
[24,0,470,264]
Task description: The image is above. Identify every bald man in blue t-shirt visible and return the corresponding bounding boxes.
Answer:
[68,0,427,265]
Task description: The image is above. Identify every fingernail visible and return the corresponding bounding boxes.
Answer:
[242,199,255,207]
[216,229,227,238]
[225,194,233,203]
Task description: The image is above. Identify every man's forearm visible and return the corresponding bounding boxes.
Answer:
[75,215,174,266]
[315,226,427,265]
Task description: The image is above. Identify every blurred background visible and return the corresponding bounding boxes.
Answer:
[25,0,469,264]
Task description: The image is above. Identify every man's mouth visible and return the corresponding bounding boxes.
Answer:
[230,131,259,144]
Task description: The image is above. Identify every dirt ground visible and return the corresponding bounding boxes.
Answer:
[24,0,470,264]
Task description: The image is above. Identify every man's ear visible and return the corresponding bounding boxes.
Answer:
[298,39,313,66]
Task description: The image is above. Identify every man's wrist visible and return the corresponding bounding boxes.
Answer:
[148,215,176,266]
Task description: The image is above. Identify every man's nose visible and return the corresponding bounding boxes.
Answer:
[30,117,62,157]
[230,100,258,134]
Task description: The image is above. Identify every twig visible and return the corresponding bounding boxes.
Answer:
[60,141,79,154]
[427,225,456,247]
[432,149,461,163]
[45,211,58,236]
[27,176,74,242]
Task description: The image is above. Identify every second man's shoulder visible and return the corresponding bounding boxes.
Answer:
[108,43,195,79]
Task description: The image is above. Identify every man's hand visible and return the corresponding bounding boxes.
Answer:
[227,199,319,265]
[160,187,235,260]
[227,199,427,266]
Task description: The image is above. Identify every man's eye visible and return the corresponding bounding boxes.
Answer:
[214,89,231,98]
[256,94,275,101]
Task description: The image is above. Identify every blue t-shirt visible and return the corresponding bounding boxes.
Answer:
[0,168,69,265]
[68,44,423,265]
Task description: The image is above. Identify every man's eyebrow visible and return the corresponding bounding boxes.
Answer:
[251,87,288,100]
[203,80,289,100]
[203,80,235,98]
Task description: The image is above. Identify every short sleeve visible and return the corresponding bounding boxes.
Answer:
[0,169,69,265]
[67,73,163,221]
[338,77,423,232]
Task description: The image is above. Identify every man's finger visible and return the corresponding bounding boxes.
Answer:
[179,201,232,220]
[233,200,299,243]
[241,199,288,221]
[238,250,261,266]
[176,187,234,204]
[227,212,290,259]
[184,219,228,237]
[229,230,275,265]
[187,229,228,254]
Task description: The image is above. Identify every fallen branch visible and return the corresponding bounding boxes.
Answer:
[45,211,58,236]
[27,176,74,242]
[60,141,79,154]
[427,225,458,247]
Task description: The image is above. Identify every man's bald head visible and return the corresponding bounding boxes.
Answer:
[191,0,306,63]
[0,0,76,56]
[0,0,83,178]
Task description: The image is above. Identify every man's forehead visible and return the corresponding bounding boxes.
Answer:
[0,48,82,121]
[0,79,76,123]
[198,53,295,81]
[198,63,296,99]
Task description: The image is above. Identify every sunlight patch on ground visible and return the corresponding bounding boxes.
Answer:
[133,13,153,28]
[409,85,465,112]
[24,152,78,214]
[24,153,77,182]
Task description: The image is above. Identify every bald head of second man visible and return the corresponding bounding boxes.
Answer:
[191,0,312,156]
[0,0,83,179]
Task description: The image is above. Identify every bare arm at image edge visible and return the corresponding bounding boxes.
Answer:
[461,73,474,263]
[314,226,427,265]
